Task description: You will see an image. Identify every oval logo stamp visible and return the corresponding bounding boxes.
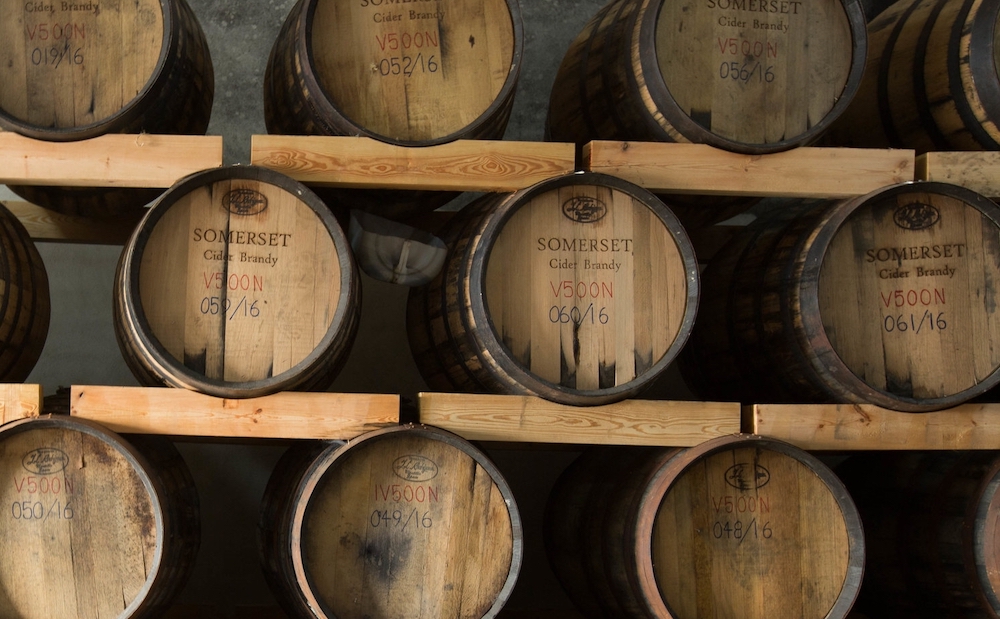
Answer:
[562,196,607,223]
[724,463,770,490]
[223,189,268,216]
[22,448,70,475]
[392,455,439,482]
[893,202,939,230]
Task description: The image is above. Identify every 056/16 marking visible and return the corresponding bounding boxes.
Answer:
[719,61,775,84]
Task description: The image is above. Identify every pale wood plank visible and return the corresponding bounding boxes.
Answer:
[0,384,42,424]
[5,201,142,244]
[250,135,577,191]
[916,151,1000,197]
[585,142,914,197]
[417,392,740,446]
[748,403,1000,450]
[0,133,223,188]
[70,386,399,439]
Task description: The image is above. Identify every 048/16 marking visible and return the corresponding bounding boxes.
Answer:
[713,518,772,544]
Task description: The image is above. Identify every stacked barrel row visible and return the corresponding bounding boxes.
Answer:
[0,0,1000,615]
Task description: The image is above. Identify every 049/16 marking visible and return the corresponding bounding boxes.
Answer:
[370,507,433,531]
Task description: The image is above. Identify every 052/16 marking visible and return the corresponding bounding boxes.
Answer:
[375,53,439,77]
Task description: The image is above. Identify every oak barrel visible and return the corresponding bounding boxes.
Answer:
[824,0,1000,152]
[264,0,521,145]
[406,172,700,406]
[258,424,522,619]
[0,0,215,217]
[679,181,1000,412]
[113,165,361,398]
[0,415,200,619]
[837,451,1000,618]
[545,434,865,619]
[545,0,867,154]
[0,201,50,383]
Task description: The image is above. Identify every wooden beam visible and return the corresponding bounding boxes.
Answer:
[70,386,400,439]
[915,151,1000,197]
[585,141,914,197]
[0,133,223,188]
[5,200,142,244]
[747,403,1000,450]
[417,392,740,446]
[0,384,43,425]
[250,135,577,191]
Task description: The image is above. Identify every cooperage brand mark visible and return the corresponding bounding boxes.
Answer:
[392,455,439,482]
[893,202,940,230]
[562,196,607,223]
[724,463,770,490]
[223,189,268,216]
[22,448,70,475]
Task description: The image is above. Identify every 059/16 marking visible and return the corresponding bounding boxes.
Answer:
[200,295,261,320]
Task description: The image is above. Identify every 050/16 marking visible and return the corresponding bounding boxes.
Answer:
[11,499,73,521]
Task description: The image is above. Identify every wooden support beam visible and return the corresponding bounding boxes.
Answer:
[0,133,223,188]
[585,141,914,197]
[70,386,400,440]
[5,200,142,244]
[250,135,577,191]
[915,151,1000,197]
[746,403,1000,450]
[0,384,43,425]
[417,392,741,446]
